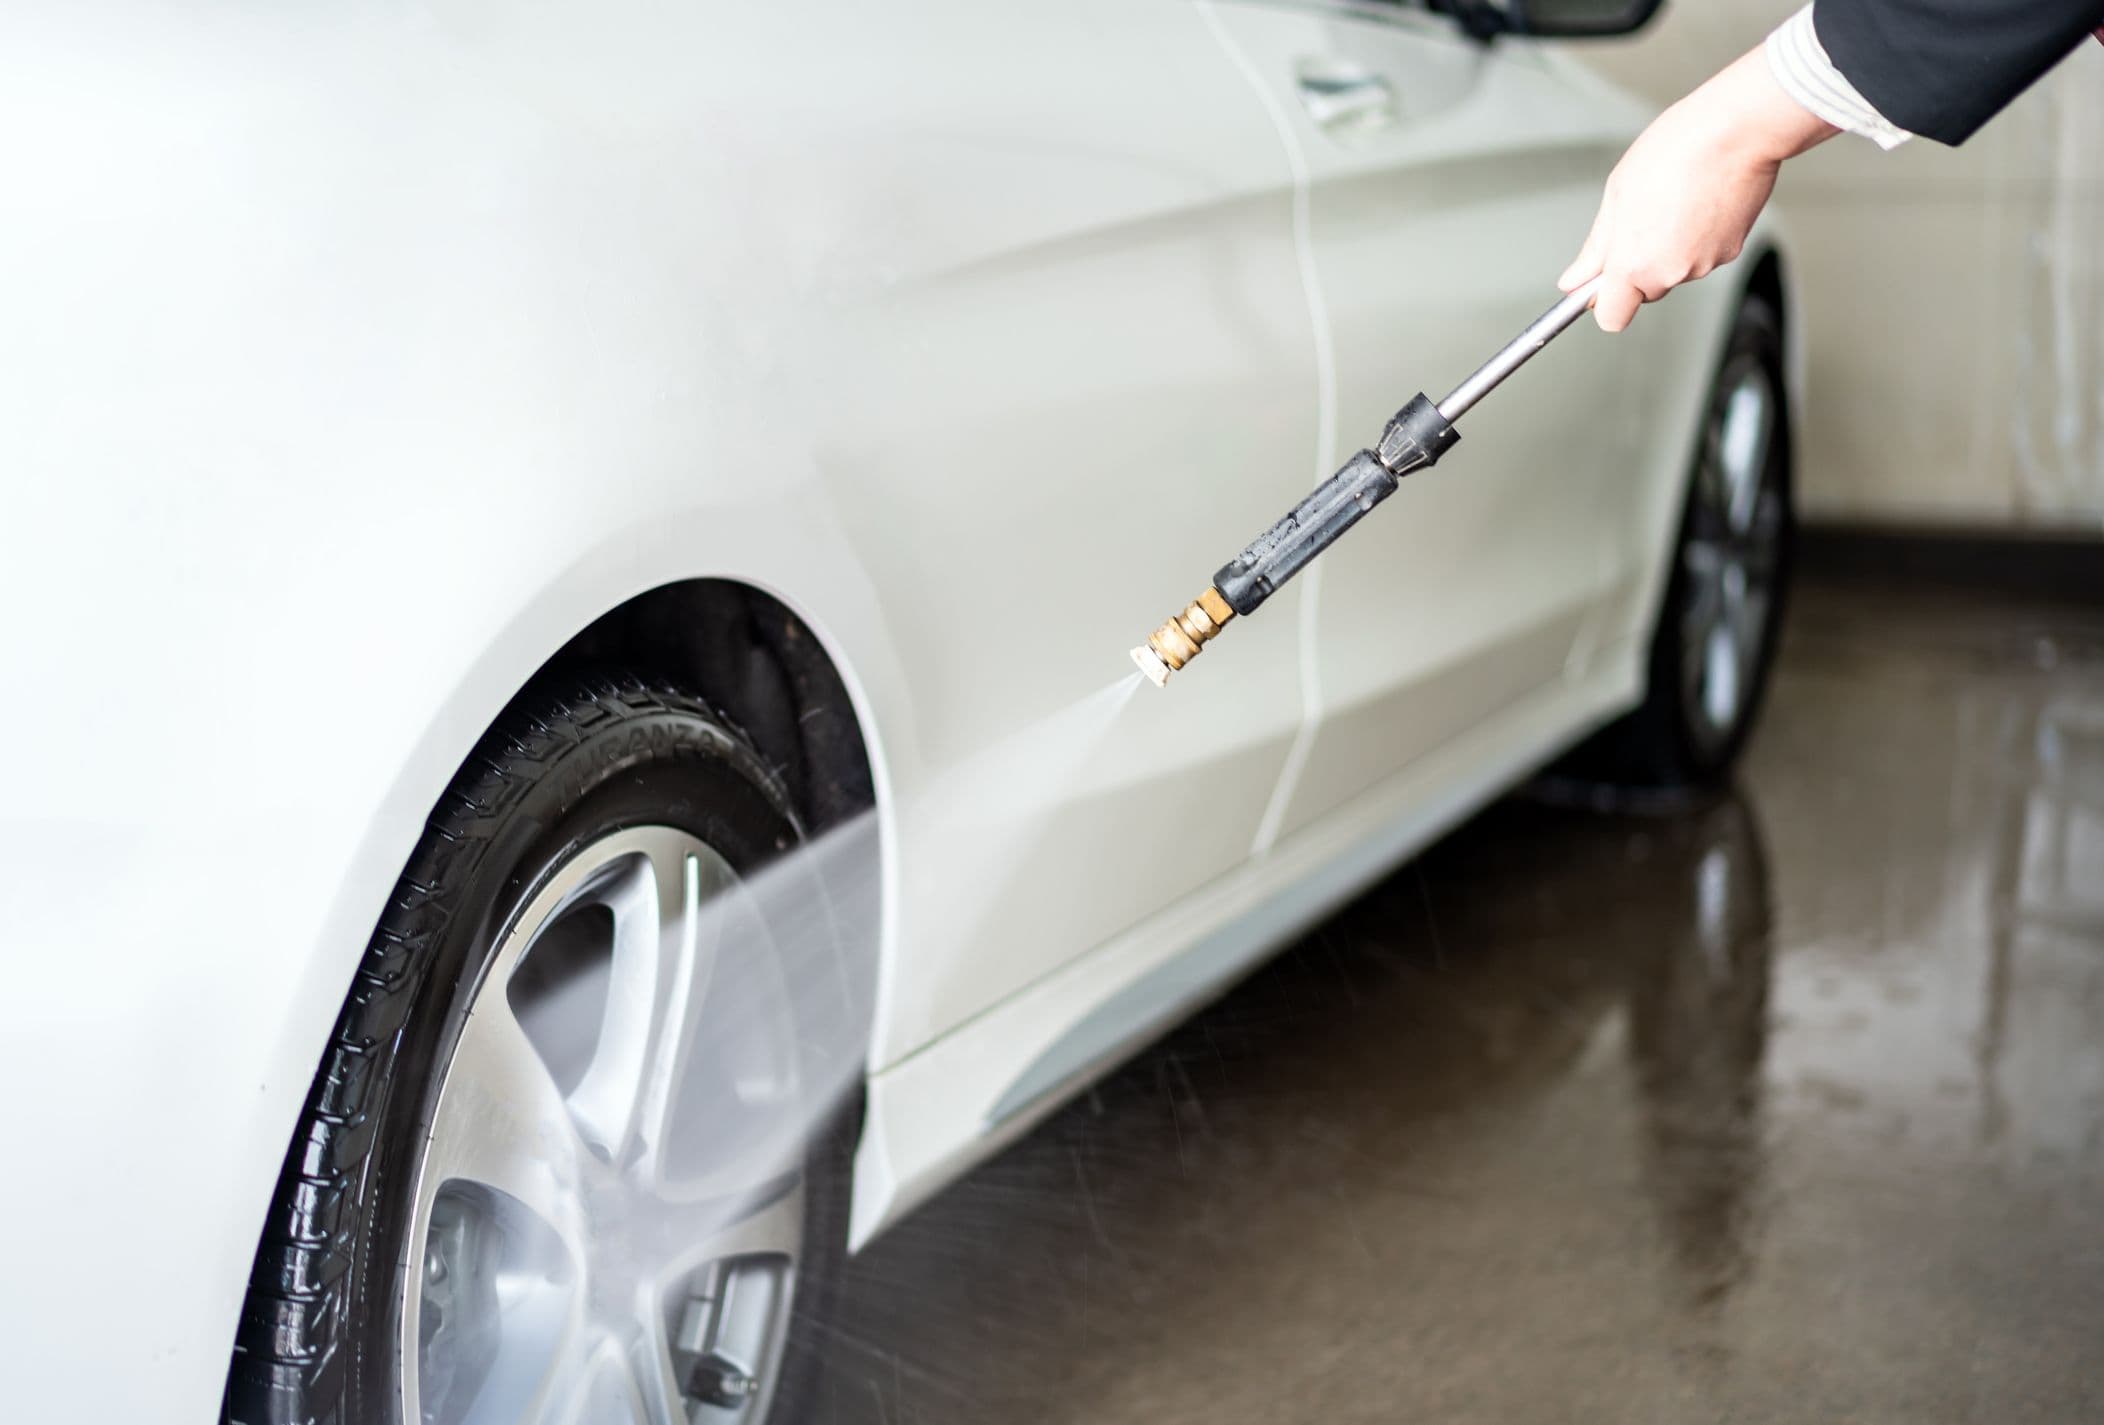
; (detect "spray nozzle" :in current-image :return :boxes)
[1130,587,1235,686]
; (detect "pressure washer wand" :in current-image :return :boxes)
[1131,277,1603,687]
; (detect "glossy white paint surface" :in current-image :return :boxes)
[1211,5,1655,842]
[806,0,1322,1065]
[0,3,1765,1418]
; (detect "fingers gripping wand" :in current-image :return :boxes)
[1130,278,1603,687]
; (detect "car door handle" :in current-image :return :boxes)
[1295,61,1399,130]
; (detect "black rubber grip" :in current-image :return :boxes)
[1212,394,1458,617]
[1213,450,1395,616]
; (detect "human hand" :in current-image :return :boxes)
[1560,47,1837,332]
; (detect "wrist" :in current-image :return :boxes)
[1687,47,1839,168]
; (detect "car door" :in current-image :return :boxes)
[1208,1,1650,841]
[776,0,1327,1062]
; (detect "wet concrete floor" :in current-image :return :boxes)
[824,577,2104,1424]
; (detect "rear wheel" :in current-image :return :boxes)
[1575,293,1793,789]
[225,680,856,1425]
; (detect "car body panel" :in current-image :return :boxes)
[795,0,1326,1067]
[0,3,1311,1414]
[1209,4,1657,843]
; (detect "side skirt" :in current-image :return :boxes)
[846,643,1645,1248]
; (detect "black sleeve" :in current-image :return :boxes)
[1814,0,2104,145]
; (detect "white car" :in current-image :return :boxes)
[1,0,1795,1420]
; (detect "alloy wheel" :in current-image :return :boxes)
[1678,356,1783,758]
[399,826,808,1425]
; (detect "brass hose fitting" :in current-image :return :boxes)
[1130,587,1236,687]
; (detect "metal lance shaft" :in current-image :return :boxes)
[1434,276,1599,422]
[1131,278,1601,687]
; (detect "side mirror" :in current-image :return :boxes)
[1434,0,1665,41]
[1512,0,1665,36]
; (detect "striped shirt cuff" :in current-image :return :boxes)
[1765,3,1915,150]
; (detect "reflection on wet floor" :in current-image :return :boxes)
[821,579,2104,1425]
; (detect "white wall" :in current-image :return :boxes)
[1566,7,2104,531]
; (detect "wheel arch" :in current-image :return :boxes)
[216,568,896,1418]
[396,574,895,1142]
[1740,244,1788,325]
[541,579,881,838]
[1736,241,1799,499]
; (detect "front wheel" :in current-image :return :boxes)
[224,679,856,1425]
[1578,292,1794,789]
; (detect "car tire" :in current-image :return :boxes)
[1570,292,1794,791]
[223,677,857,1425]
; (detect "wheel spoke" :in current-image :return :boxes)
[630,1306,691,1425]
[552,1342,654,1425]
[631,849,740,1176]
[568,838,728,1163]
[635,858,809,1195]
[1715,370,1774,534]
[424,998,589,1252]
[1704,559,1757,731]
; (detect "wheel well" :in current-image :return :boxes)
[1741,248,1794,484]
[543,580,877,835]
[1743,248,1786,339]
